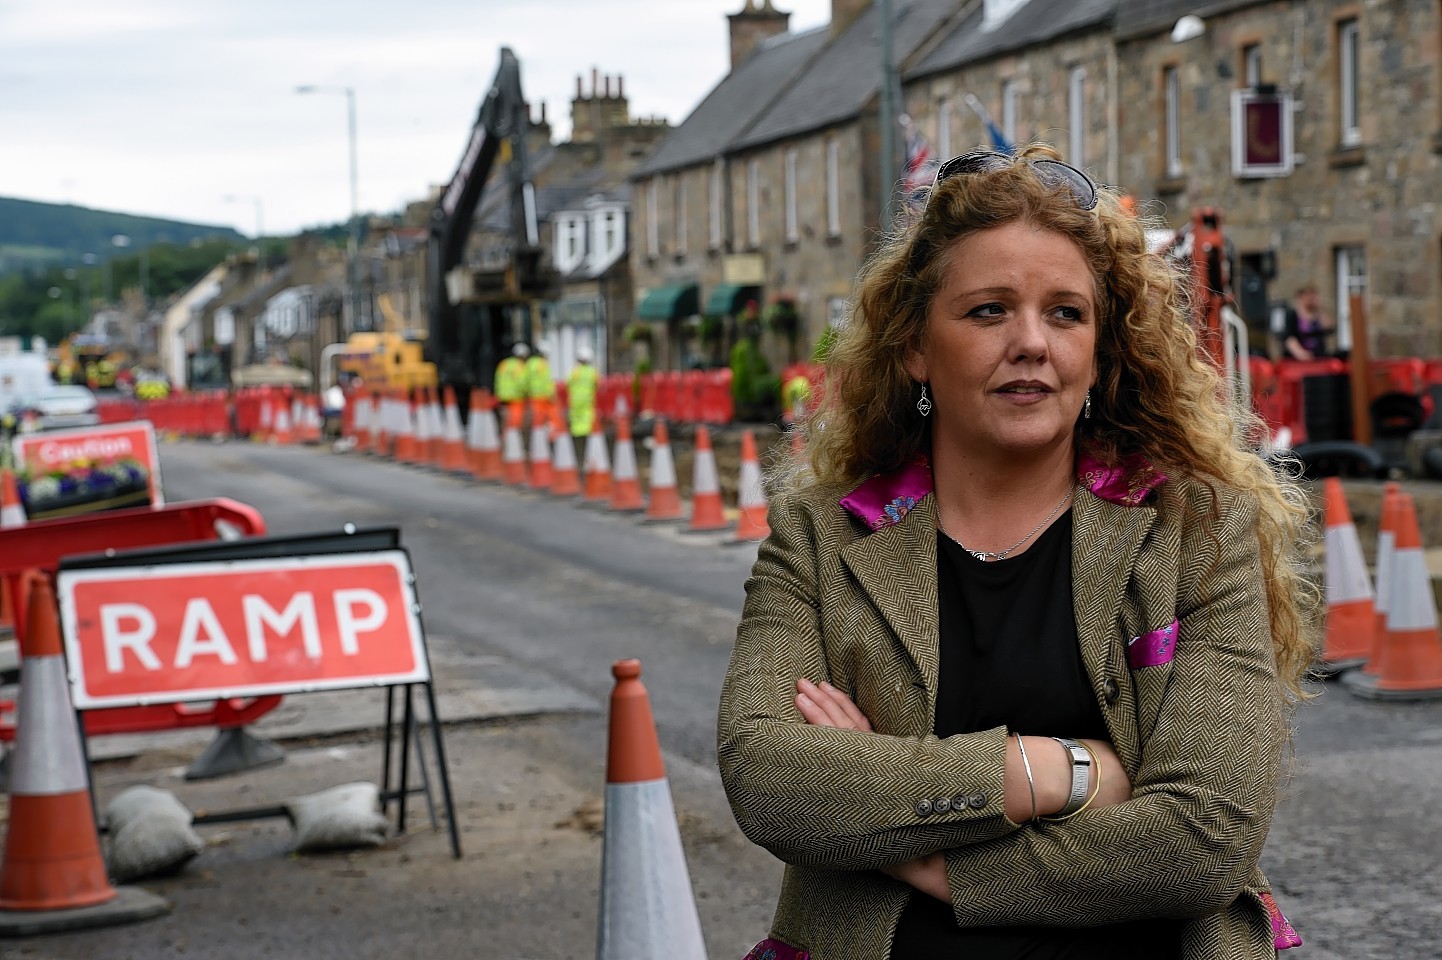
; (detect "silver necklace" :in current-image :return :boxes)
[940,487,1074,562]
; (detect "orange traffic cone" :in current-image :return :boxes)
[1364,483,1403,676]
[1,469,25,528]
[412,387,434,467]
[468,391,502,482]
[501,423,528,487]
[270,400,295,445]
[550,433,581,498]
[643,421,684,522]
[440,387,469,473]
[687,426,731,533]
[374,391,393,457]
[1318,478,1374,674]
[608,417,644,512]
[0,576,170,933]
[582,420,613,504]
[300,395,323,444]
[528,424,553,491]
[596,659,706,959]
[732,430,771,543]
[395,393,419,464]
[1343,493,1442,700]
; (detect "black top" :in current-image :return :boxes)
[890,513,1181,959]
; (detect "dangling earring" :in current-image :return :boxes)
[917,383,932,418]
[1083,389,1092,420]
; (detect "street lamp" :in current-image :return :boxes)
[296,83,363,332]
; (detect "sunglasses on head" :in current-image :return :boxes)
[931,152,1099,211]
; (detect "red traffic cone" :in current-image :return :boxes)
[582,419,613,504]
[469,391,502,482]
[1318,478,1374,673]
[549,434,581,498]
[395,392,419,464]
[643,421,684,522]
[609,417,644,512]
[528,424,553,490]
[440,386,469,473]
[732,430,771,543]
[0,575,169,933]
[1343,493,1442,700]
[597,660,706,958]
[1,468,25,528]
[501,423,528,487]
[687,426,731,533]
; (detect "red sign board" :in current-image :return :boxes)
[58,552,429,709]
[12,420,165,515]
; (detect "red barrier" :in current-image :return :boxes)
[0,498,275,742]
[1274,358,1348,445]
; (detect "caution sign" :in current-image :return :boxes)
[12,420,165,519]
[57,551,429,709]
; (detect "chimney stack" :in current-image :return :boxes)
[830,0,870,37]
[727,0,790,71]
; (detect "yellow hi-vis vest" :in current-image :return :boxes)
[495,356,527,402]
[525,355,555,399]
[567,363,600,437]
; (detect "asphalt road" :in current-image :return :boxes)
[9,439,1441,959]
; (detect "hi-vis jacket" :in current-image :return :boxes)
[717,451,1302,959]
[495,357,527,403]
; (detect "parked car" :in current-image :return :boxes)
[10,385,101,432]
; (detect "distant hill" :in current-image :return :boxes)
[0,196,246,276]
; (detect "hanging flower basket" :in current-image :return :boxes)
[762,298,799,338]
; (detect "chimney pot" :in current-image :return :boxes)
[592,66,600,95]
[576,75,583,98]
[617,75,625,98]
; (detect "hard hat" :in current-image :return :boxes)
[576,346,594,363]
[512,342,530,358]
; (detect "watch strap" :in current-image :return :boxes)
[1052,737,1092,816]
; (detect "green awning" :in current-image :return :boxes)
[704,283,761,317]
[636,283,699,321]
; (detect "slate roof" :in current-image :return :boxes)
[632,25,830,177]
[735,0,960,151]
[908,0,1116,79]
[1113,0,1270,41]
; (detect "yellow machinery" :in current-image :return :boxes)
[332,293,437,389]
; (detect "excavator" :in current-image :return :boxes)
[425,46,556,403]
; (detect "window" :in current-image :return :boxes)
[674,175,687,256]
[1001,79,1017,144]
[826,140,841,237]
[1243,43,1262,87]
[646,179,659,258]
[604,211,618,258]
[566,217,582,261]
[1164,65,1182,177]
[709,159,723,250]
[937,98,953,159]
[747,159,761,247]
[1334,245,1367,352]
[1068,66,1086,166]
[1339,19,1360,147]
[784,149,799,242]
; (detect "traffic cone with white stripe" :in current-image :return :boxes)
[1,469,25,528]
[582,420,613,504]
[1363,483,1402,677]
[1343,492,1442,700]
[643,421,684,522]
[0,575,170,933]
[501,423,528,487]
[395,392,419,464]
[1318,478,1374,674]
[468,391,502,482]
[596,659,706,960]
[687,426,731,533]
[549,433,581,498]
[732,430,771,543]
[439,387,468,473]
[270,398,295,446]
[528,423,553,491]
[608,417,644,512]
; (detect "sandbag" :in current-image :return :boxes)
[286,781,389,853]
[104,785,205,882]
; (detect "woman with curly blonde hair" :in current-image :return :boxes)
[718,143,1316,959]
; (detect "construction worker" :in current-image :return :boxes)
[781,368,812,425]
[567,346,600,440]
[495,343,529,429]
[525,343,555,432]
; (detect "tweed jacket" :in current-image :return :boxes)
[717,455,1301,959]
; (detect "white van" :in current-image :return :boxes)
[0,353,54,415]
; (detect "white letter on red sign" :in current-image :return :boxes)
[332,588,387,655]
[100,603,160,672]
[175,598,239,668]
[242,592,321,661]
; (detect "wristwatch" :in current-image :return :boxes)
[1052,737,1092,816]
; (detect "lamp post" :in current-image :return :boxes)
[296,83,363,332]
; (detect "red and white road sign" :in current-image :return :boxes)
[57,551,429,709]
[12,420,165,507]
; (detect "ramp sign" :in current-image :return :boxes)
[58,551,429,709]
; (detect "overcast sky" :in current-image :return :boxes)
[0,0,831,238]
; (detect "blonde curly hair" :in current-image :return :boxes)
[797,143,1318,698]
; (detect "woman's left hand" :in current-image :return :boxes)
[794,678,872,732]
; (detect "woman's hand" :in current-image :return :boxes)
[880,852,949,901]
[794,678,872,732]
